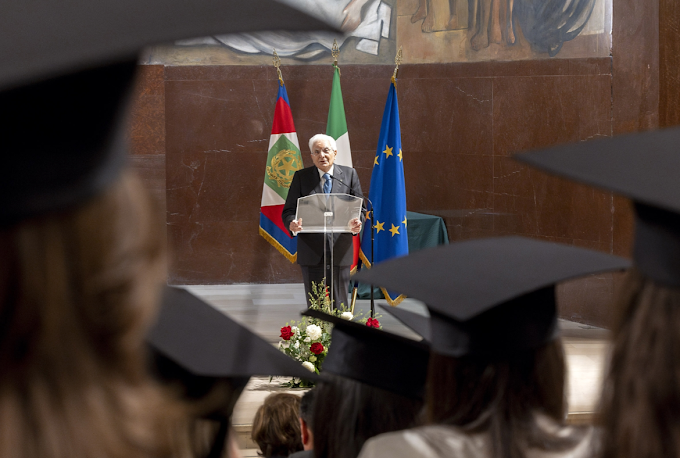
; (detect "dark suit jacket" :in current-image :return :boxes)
[289,450,315,458]
[282,164,364,266]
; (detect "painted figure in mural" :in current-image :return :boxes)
[411,0,596,57]
[469,0,516,50]
[411,0,461,32]
[178,0,392,59]
[514,0,596,56]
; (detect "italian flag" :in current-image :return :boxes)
[326,65,359,271]
[259,83,303,263]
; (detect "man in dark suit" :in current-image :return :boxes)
[282,134,364,308]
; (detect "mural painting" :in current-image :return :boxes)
[145,0,396,66]
[143,0,611,65]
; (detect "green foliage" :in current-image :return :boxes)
[277,279,382,388]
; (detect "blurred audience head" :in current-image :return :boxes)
[353,237,631,458]
[251,393,303,457]
[0,171,172,458]
[600,267,680,458]
[313,374,423,458]
[302,309,428,458]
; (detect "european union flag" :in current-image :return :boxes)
[359,80,408,306]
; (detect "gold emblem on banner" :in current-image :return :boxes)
[267,149,300,188]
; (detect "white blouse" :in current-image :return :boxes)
[358,421,595,458]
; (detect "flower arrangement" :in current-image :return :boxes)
[277,280,381,388]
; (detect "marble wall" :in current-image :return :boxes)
[127,0,660,328]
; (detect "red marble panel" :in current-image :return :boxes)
[396,58,609,80]
[168,220,301,284]
[406,153,493,212]
[557,274,617,328]
[492,74,612,157]
[613,195,634,258]
[660,0,680,127]
[493,156,612,244]
[612,0,659,134]
[398,77,493,155]
[165,79,272,156]
[128,65,165,156]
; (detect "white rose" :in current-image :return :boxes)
[304,337,311,343]
[294,341,300,348]
[302,361,315,372]
[306,324,322,341]
[340,312,353,320]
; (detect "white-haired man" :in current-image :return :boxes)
[282,134,364,308]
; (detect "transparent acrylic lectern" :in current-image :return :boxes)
[295,193,363,308]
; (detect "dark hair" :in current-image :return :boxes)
[426,339,585,458]
[312,375,424,458]
[600,268,680,458]
[300,388,316,429]
[251,393,303,457]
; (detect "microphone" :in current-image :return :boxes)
[328,174,373,211]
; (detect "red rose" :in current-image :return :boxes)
[310,342,325,355]
[366,317,380,328]
[280,326,294,341]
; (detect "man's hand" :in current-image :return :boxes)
[349,217,362,235]
[289,218,303,233]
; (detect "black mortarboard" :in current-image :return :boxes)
[515,127,680,287]
[1,0,337,225]
[1,0,337,91]
[148,287,317,458]
[354,237,631,357]
[148,286,316,419]
[379,306,432,342]
[148,287,317,383]
[302,309,429,400]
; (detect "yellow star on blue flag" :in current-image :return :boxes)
[359,79,408,306]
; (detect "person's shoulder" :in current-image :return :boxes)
[527,416,597,458]
[296,166,318,177]
[335,164,359,179]
[358,426,481,458]
[335,164,355,174]
[288,450,314,458]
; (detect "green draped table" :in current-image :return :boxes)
[355,211,449,300]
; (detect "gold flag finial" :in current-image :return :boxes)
[331,39,340,65]
[273,49,284,86]
[391,46,403,85]
[331,39,341,76]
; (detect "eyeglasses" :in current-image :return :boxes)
[311,147,334,156]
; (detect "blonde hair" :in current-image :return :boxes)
[0,171,175,458]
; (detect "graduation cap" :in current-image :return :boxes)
[1,0,338,225]
[378,306,432,342]
[147,287,317,411]
[515,127,680,287]
[302,309,429,400]
[354,237,631,357]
